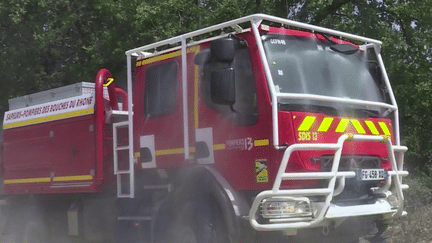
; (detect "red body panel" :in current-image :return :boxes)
[2,115,105,194]
[2,70,120,195]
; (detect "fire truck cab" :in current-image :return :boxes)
[1,14,408,243]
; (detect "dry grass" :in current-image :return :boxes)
[384,205,432,243]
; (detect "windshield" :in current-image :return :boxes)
[262,34,387,111]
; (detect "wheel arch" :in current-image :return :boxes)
[169,165,255,243]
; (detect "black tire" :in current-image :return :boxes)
[154,200,230,243]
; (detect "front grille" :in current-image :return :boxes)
[320,155,381,172]
[320,155,383,205]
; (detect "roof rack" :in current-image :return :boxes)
[125,14,382,58]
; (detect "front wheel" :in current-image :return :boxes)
[154,200,230,243]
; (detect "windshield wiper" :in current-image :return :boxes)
[279,103,380,118]
[347,108,380,118]
[278,103,338,116]
[320,33,358,55]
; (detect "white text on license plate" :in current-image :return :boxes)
[361,169,386,181]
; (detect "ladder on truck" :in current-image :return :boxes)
[113,117,134,198]
[111,54,135,198]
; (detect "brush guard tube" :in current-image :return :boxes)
[249,134,408,231]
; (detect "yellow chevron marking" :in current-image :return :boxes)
[4,177,51,184]
[378,122,391,135]
[53,175,93,182]
[254,139,269,147]
[317,117,334,132]
[350,119,366,134]
[365,121,379,135]
[298,116,316,131]
[335,118,350,133]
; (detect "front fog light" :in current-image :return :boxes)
[261,197,312,219]
[387,194,399,208]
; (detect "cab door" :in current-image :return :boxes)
[195,33,271,190]
[133,55,184,169]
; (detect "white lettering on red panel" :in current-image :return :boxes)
[3,94,95,127]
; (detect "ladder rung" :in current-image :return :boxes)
[113,121,130,128]
[117,194,133,198]
[116,170,132,174]
[115,146,130,151]
[110,110,132,116]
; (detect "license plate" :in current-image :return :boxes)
[360,169,386,181]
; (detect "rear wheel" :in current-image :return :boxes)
[20,219,48,243]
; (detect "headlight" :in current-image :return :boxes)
[261,197,313,219]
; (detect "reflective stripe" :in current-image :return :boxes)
[155,148,185,156]
[53,175,93,182]
[103,78,115,87]
[298,116,316,131]
[154,143,225,156]
[296,115,390,136]
[254,139,269,147]
[138,46,201,66]
[213,144,226,150]
[378,122,391,135]
[3,108,94,130]
[335,118,350,133]
[350,119,366,134]
[4,177,51,184]
[365,120,379,135]
[140,51,181,66]
[317,117,333,132]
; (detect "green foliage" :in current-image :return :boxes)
[404,174,432,211]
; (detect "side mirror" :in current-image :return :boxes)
[211,68,235,105]
[211,38,235,63]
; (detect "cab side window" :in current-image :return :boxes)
[145,61,179,117]
[201,44,258,126]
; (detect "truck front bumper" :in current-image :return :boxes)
[249,134,408,231]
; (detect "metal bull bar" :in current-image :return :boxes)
[249,134,408,231]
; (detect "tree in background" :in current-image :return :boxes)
[1,0,431,172]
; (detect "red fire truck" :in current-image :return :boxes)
[0,14,408,242]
